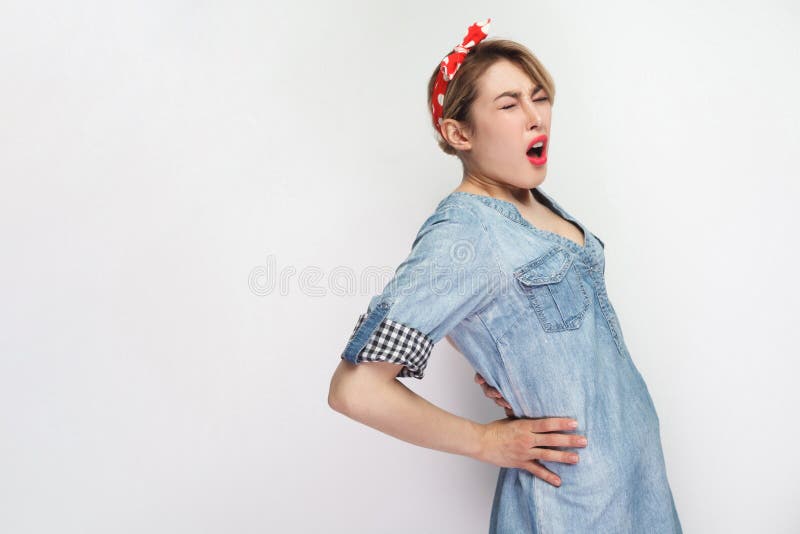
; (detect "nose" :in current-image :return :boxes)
[524,101,542,130]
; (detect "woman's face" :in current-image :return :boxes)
[447,59,552,190]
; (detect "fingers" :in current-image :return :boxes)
[529,417,579,434]
[530,446,580,465]
[484,385,501,398]
[482,384,510,405]
[533,431,588,449]
[495,398,512,409]
[525,417,587,467]
[478,417,579,484]
[475,373,499,396]
[523,459,562,487]
[474,373,514,409]
[486,389,511,409]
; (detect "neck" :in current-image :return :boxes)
[454,175,540,208]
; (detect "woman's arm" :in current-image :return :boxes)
[328,359,483,458]
[328,360,587,486]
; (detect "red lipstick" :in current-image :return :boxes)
[526,134,548,166]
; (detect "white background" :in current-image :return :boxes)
[1,1,798,533]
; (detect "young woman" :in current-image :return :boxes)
[328,19,682,533]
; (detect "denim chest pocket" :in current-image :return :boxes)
[513,247,591,332]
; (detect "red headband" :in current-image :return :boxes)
[430,18,492,140]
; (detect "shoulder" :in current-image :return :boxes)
[405,201,488,259]
[414,197,486,241]
[396,199,500,286]
[434,194,485,222]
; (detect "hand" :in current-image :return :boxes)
[474,372,514,417]
[474,416,588,487]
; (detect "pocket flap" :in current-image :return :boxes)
[513,247,573,285]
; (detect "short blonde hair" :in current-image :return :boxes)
[426,38,556,156]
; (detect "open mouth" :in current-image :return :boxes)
[526,135,548,165]
[527,143,544,158]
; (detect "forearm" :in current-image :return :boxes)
[333,369,485,460]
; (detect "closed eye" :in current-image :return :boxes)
[501,96,550,110]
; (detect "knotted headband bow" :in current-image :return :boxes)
[430,18,492,140]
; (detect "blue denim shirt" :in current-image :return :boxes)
[340,187,682,533]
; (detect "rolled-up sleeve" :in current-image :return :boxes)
[339,205,499,379]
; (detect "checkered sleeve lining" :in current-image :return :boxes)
[345,312,435,379]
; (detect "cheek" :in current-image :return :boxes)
[484,131,514,155]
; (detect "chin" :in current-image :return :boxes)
[528,174,547,189]
[528,174,547,190]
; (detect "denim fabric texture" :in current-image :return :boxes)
[340,187,682,533]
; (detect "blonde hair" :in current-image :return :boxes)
[426,38,556,156]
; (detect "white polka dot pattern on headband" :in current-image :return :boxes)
[429,18,491,137]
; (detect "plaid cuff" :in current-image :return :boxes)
[343,313,434,379]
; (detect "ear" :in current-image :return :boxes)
[441,118,472,152]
